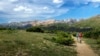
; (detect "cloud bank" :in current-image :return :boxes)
[0,0,100,23]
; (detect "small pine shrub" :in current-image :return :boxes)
[84,30,100,39]
[53,31,74,45]
[96,39,100,44]
[26,27,44,33]
[72,32,77,37]
[0,27,6,30]
[55,36,74,45]
[56,31,69,37]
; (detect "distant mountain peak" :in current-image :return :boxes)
[96,14,100,17]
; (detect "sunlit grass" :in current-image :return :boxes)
[84,38,100,56]
[0,30,76,56]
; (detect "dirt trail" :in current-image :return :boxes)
[74,37,98,56]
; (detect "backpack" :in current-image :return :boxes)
[79,32,82,37]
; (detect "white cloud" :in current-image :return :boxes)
[0,7,3,11]
[85,0,100,8]
[53,0,63,4]
[14,6,25,11]
[92,3,100,8]
[0,0,69,22]
[9,0,18,2]
[43,7,49,10]
[91,0,100,2]
[13,6,33,13]
[86,0,100,3]
[42,6,55,13]
[0,0,17,11]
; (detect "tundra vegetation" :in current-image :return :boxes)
[0,15,100,56]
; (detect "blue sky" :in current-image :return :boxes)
[0,0,100,23]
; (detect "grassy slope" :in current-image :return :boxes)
[74,15,100,55]
[0,30,76,56]
[84,38,100,55]
[74,16,100,29]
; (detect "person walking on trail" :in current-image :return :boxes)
[79,32,83,43]
[76,32,79,41]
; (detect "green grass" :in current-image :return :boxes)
[0,30,76,56]
[74,16,100,29]
[84,38,100,56]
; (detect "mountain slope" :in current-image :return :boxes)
[74,15,100,30]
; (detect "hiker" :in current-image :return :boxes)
[79,32,83,43]
[76,32,79,41]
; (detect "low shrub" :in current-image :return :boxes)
[84,30,100,39]
[72,32,77,37]
[55,37,74,45]
[56,31,69,37]
[26,27,44,33]
[0,27,6,30]
[96,39,100,44]
[52,31,74,45]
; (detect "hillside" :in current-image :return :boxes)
[74,15,100,30]
[73,15,100,56]
[0,30,76,56]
